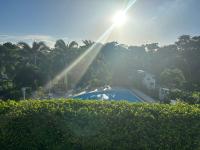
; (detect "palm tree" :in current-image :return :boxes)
[18,42,31,49]
[18,41,49,66]
[55,39,67,50]
[68,41,78,49]
[81,40,94,48]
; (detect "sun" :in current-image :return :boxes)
[112,10,127,26]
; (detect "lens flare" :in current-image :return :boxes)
[41,0,137,95]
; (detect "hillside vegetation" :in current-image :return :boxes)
[1,35,200,103]
[0,99,200,150]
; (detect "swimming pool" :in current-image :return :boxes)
[73,88,142,102]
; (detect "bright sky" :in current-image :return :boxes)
[0,0,200,46]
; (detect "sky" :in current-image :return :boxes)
[0,0,200,47]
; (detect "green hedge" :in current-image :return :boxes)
[169,89,200,104]
[0,99,200,150]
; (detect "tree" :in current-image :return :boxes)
[175,35,200,83]
[82,40,94,48]
[160,68,185,89]
[54,39,67,50]
[68,41,78,49]
[14,64,45,90]
[18,41,50,66]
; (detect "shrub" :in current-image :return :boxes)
[169,89,200,104]
[0,99,200,150]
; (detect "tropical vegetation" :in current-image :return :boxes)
[0,35,200,103]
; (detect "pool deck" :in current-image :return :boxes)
[131,88,155,103]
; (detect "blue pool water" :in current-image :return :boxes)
[73,88,142,102]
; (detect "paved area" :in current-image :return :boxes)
[132,88,156,103]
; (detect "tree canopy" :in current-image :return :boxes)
[0,35,200,101]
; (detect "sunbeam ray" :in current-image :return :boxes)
[43,0,137,94]
[45,24,115,90]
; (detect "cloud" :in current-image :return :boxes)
[0,34,69,48]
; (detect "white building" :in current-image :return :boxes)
[137,70,156,90]
[159,88,169,101]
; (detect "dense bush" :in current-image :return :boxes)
[0,99,200,150]
[169,89,200,104]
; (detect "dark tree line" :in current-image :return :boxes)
[0,35,200,101]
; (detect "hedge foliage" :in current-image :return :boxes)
[169,89,200,104]
[0,99,200,150]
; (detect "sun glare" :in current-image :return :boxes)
[44,0,137,91]
[112,10,127,26]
